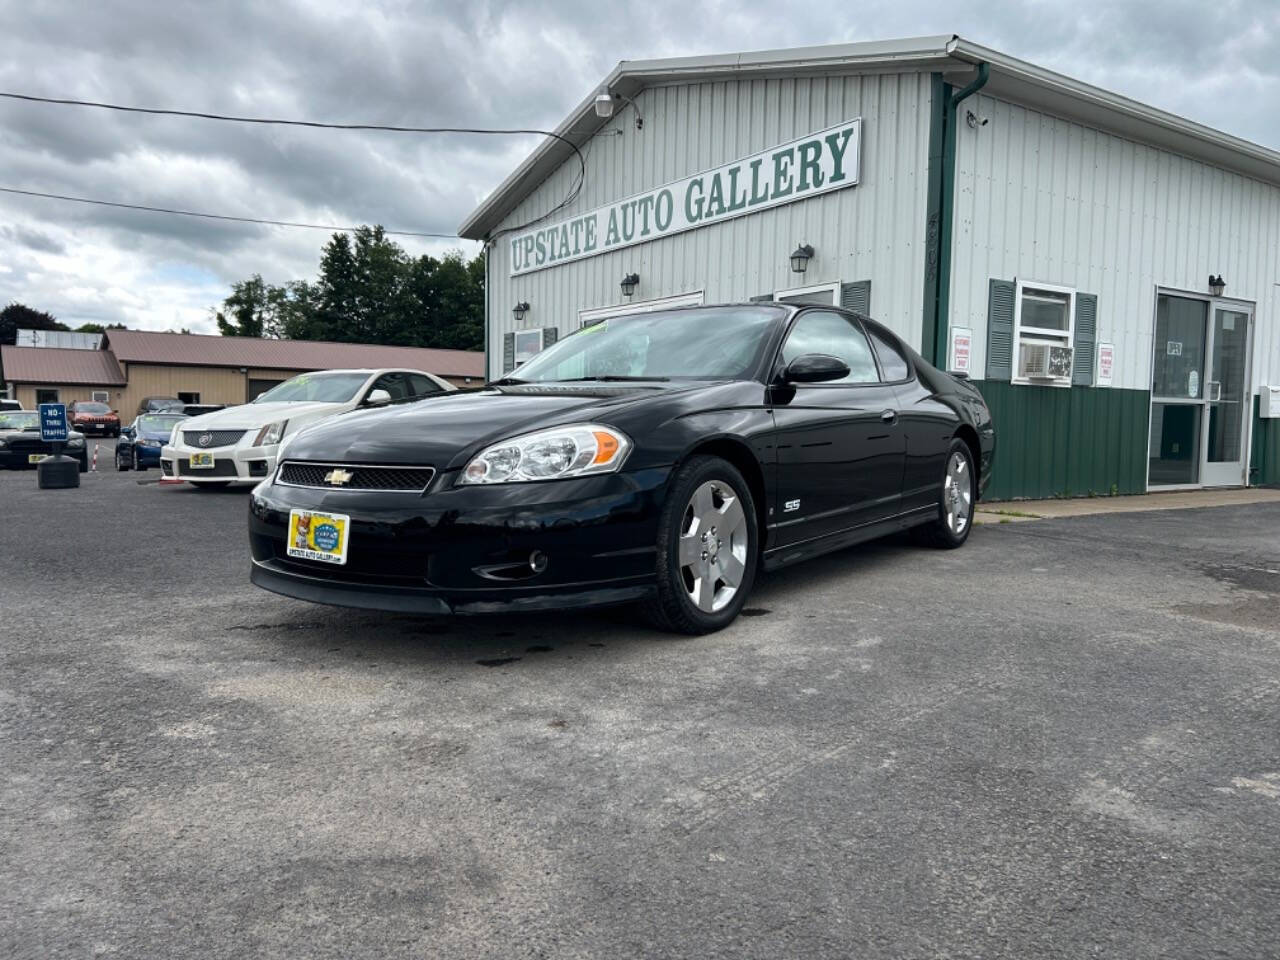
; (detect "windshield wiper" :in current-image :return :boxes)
[554,375,670,383]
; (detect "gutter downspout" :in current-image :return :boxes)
[922,61,989,367]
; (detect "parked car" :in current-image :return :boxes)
[0,410,88,472]
[137,396,186,416]
[67,401,121,437]
[180,403,228,417]
[248,303,995,634]
[116,412,189,471]
[0,399,23,412]
[162,368,454,489]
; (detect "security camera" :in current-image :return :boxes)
[594,93,615,119]
[965,109,989,129]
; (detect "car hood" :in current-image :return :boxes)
[181,401,349,431]
[283,383,705,470]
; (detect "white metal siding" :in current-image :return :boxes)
[486,72,934,378]
[950,92,1280,394]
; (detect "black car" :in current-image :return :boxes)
[137,396,186,416]
[0,411,89,472]
[249,303,995,634]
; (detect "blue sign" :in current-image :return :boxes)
[39,403,68,442]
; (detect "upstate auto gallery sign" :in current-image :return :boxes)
[508,118,862,277]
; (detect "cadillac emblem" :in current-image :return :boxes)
[324,468,354,486]
[198,433,213,447]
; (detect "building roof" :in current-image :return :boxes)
[103,329,485,378]
[459,34,1280,239]
[0,345,127,386]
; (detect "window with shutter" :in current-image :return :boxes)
[985,279,1016,381]
[840,280,872,316]
[1011,279,1076,387]
[1072,294,1098,386]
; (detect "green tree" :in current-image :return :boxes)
[213,225,485,351]
[0,302,69,345]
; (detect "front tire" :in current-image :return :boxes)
[133,447,144,471]
[644,455,758,635]
[913,438,975,549]
[117,447,132,471]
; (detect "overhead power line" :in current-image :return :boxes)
[0,90,588,236]
[0,186,456,238]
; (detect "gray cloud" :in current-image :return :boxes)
[1,0,1277,332]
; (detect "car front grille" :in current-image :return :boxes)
[278,461,436,493]
[182,430,246,448]
[6,438,52,455]
[178,458,239,477]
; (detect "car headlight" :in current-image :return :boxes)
[459,423,631,485]
[253,420,288,446]
[169,425,181,446]
[139,438,162,447]
[66,437,85,449]
[0,437,8,448]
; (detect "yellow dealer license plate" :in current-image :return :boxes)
[189,452,215,469]
[287,509,350,565]
[28,454,45,464]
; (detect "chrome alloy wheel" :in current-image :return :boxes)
[678,480,749,613]
[944,451,973,536]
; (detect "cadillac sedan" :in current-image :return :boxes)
[249,303,995,634]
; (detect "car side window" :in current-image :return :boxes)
[369,372,411,402]
[865,326,912,381]
[408,374,443,397]
[781,311,880,384]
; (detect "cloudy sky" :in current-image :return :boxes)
[1,0,1277,334]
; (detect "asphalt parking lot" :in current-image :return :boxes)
[2,456,1279,959]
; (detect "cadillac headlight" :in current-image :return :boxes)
[459,424,631,484]
[253,420,288,446]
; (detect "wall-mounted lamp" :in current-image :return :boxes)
[594,91,643,129]
[790,244,815,274]
[513,301,530,322]
[1209,274,1225,297]
[620,273,640,297]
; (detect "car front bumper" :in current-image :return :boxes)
[161,442,277,484]
[0,446,87,468]
[247,467,671,614]
[73,420,117,435]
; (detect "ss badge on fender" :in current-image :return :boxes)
[784,499,801,513]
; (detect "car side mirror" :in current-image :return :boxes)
[365,388,392,406]
[783,353,851,384]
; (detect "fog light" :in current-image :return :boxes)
[529,550,549,574]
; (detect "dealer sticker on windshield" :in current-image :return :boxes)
[287,509,350,565]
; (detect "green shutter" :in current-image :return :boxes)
[542,326,559,348]
[749,294,774,302]
[502,332,516,373]
[840,280,872,315]
[1072,294,1097,386]
[986,279,1015,381]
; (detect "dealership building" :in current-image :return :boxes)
[460,35,1280,500]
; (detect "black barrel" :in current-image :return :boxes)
[37,455,81,489]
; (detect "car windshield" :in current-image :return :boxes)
[148,399,185,412]
[137,414,186,433]
[0,412,39,430]
[251,372,369,404]
[509,306,783,383]
[77,402,111,413]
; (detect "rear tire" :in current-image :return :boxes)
[912,438,975,549]
[643,455,758,635]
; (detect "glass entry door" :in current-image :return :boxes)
[1148,294,1252,488]
[1202,308,1251,485]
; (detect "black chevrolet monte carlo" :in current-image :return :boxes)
[249,303,995,634]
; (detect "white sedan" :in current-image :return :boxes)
[160,368,454,488]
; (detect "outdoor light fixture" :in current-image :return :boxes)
[1209,274,1226,297]
[790,244,815,274]
[620,272,640,297]
[513,301,530,322]
[594,93,615,118]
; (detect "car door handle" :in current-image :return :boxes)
[880,409,898,424]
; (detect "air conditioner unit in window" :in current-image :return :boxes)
[1019,341,1073,380]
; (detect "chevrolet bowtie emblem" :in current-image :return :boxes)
[324,468,354,486]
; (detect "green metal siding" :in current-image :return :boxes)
[1251,396,1280,486]
[974,381,1150,501]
